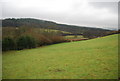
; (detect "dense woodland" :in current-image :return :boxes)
[2,18,119,51]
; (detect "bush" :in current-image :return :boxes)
[50,36,65,44]
[3,27,66,51]
[17,36,36,50]
[2,37,15,51]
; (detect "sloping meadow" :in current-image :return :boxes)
[3,34,118,79]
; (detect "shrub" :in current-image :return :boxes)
[3,27,66,51]
[16,35,36,50]
[39,37,52,46]
[49,36,65,44]
[2,37,15,51]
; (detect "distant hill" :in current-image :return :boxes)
[2,18,112,37]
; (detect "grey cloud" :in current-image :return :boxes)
[1,0,119,30]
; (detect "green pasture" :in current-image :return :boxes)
[3,34,118,79]
[64,35,84,39]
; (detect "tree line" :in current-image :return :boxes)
[2,27,65,51]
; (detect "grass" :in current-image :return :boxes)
[3,34,118,79]
[40,28,71,34]
[64,35,84,39]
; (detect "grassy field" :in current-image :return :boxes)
[64,35,84,39]
[3,34,118,79]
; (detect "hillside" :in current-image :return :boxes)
[2,18,112,37]
[3,34,118,79]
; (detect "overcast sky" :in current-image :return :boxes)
[0,0,119,30]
